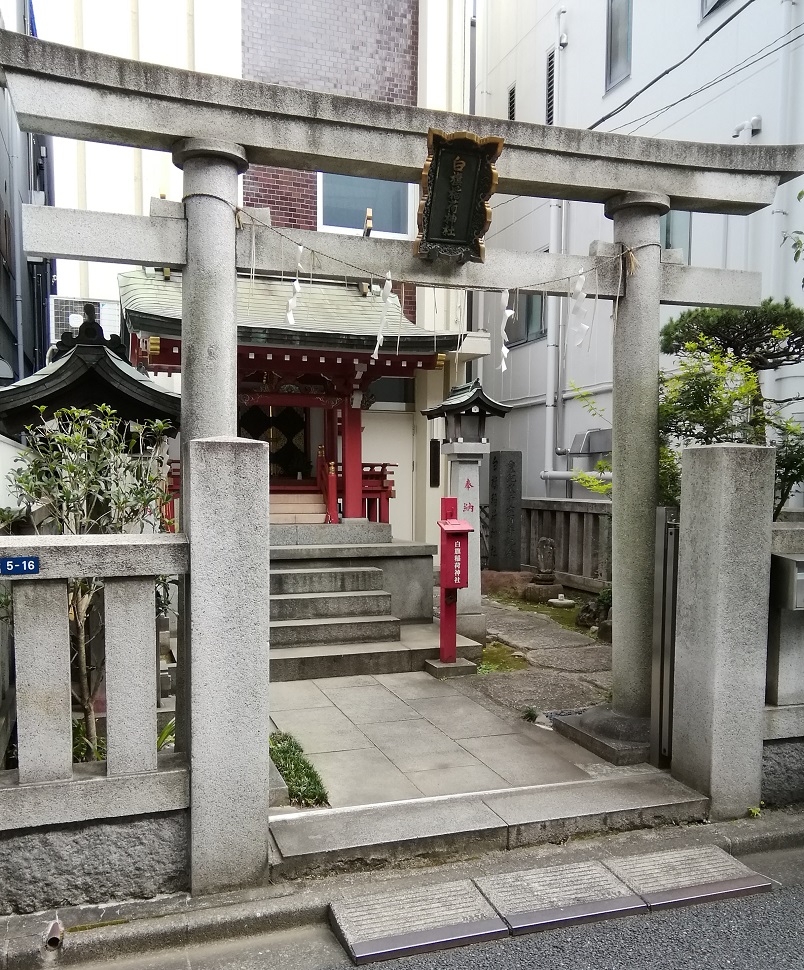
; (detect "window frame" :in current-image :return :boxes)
[605,0,633,92]
[316,172,416,240]
[659,210,693,265]
[505,291,546,349]
[701,0,731,18]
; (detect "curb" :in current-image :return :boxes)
[4,807,804,968]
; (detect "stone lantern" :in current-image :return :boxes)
[422,379,510,640]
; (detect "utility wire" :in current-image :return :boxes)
[608,18,804,132]
[588,0,758,130]
[624,29,804,135]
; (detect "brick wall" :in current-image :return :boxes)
[243,167,316,231]
[242,0,418,103]
[241,1,418,322]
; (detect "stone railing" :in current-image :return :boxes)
[521,497,612,591]
[0,533,189,833]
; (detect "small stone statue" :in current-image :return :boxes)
[522,535,564,604]
[532,537,556,585]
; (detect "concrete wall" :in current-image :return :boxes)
[473,0,804,497]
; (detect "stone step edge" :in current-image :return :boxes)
[270,616,401,629]
[267,778,711,880]
[271,590,390,602]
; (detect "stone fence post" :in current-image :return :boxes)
[188,436,271,894]
[671,444,774,820]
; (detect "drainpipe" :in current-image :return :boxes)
[543,4,567,491]
[772,0,796,299]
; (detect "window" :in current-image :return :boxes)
[318,173,412,237]
[606,0,632,90]
[702,0,731,16]
[507,84,516,121]
[660,210,692,265]
[506,292,545,346]
[545,50,556,125]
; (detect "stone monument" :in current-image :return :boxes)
[523,537,564,603]
[487,450,522,572]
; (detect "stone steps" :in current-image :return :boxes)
[271,615,401,649]
[268,624,481,681]
[270,512,328,524]
[271,589,392,621]
[271,567,383,595]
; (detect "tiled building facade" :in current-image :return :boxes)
[241,0,419,318]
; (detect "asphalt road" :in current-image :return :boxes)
[84,847,804,970]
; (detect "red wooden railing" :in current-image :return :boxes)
[316,448,340,523]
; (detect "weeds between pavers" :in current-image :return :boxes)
[477,640,530,674]
[269,731,330,807]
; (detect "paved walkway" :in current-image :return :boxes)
[271,670,615,811]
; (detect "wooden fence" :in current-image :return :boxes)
[521,497,612,591]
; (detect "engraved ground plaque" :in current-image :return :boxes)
[604,846,772,909]
[477,860,646,935]
[329,879,508,964]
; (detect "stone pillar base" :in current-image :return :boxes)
[552,704,650,766]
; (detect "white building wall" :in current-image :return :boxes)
[473,0,804,497]
[32,0,243,302]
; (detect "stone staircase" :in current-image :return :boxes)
[270,565,400,650]
[270,491,328,525]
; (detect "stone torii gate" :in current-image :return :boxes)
[1,29,802,893]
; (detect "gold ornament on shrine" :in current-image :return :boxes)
[413,128,504,264]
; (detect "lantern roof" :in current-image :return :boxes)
[420,378,511,419]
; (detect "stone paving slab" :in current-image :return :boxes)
[329,880,507,964]
[458,734,591,787]
[603,845,773,908]
[323,685,420,725]
[359,719,482,773]
[405,763,511,798]
[528,644,612,673]
[270,708,372,754]
[407,695,517,740]
[306,748,423,808]
[476,860,646,934]
[373,670,458,700]
[270,681,334,712]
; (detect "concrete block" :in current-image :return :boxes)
[188,437,271,894]
[671,445,775,820]
[424,658,477,679]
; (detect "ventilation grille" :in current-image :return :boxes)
[507,84,516,121]
[546,50,556,125]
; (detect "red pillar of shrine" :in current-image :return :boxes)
[342,400,363,519]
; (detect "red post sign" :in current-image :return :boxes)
[437,497,474,664]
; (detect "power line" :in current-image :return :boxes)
[588,0,759,130]
[624,29,804,135]
[608,19,804,133]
